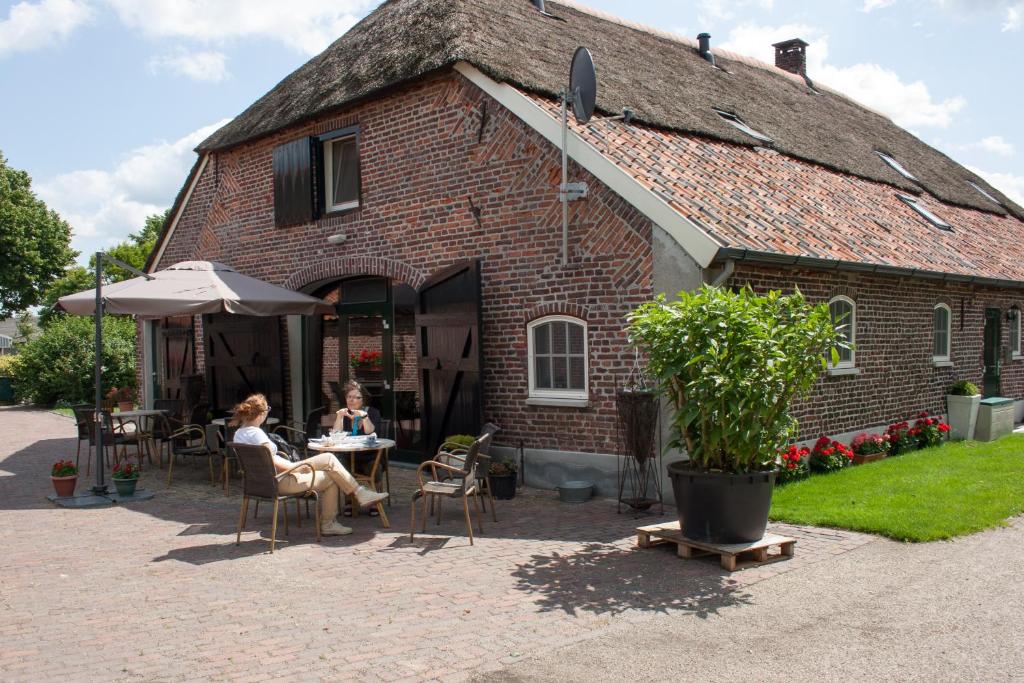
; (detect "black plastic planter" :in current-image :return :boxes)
[489,473,517,500]
[667,462,776,544]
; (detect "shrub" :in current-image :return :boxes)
[850,432,890,457]
[112,462,140,480]
[808,436,854,473]
[947,380,979,396]
[11,315,136,406]
[0,354,20,377]
[628,285,841,473]
[51,459,77,477]
[777,444,810,484]
[912,412,950,449]
[885,421,917,455]
[442,434,476,448]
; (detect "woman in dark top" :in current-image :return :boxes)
[333,380,381,435]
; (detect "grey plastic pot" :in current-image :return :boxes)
[556,480,593,503]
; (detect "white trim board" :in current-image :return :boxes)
[454,62,722,268]
[148,153,210,273]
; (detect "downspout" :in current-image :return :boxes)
[710,258,735,287]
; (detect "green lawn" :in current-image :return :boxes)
[51,407,75,418]
[770,435,1024,542]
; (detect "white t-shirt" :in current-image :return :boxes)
[233,425,292,471]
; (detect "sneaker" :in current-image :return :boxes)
[354,486,389,509]
[320,521,353,536]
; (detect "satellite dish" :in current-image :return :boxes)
[569,47,596,124]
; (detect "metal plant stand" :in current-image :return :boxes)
[615,386,663,515]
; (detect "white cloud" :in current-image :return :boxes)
[0,0,92,57]
[697,0,774,27]
[149,48,229,82]
[967,166,1024,206]
[102,0,374,55]
[978,136,1015,157]
[36,119,230,256]
[862,0,896,11]
[1004,4,1022,30]
[720,23,966,129]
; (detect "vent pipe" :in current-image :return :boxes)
[531,0,546,12]
[697,33,715,67]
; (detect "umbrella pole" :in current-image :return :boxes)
[92,252,107,495]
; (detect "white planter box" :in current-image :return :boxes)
[946,394,981,440]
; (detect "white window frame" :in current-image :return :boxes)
[897,194,952,231]
[1011,307,1022,360]
[527,315,589,405]
[322,134,360,213]
[932,303,951,362]
[828,296,856,370]
[713,109,774,144]
[877,151,918,181]
[967,181,1003,207]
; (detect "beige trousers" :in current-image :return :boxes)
[276,452,359,525]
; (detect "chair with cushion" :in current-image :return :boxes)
[410,432,491,546]
[436,423,501,522]
[230,441,321,553]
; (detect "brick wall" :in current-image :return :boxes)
[154,70,653,455]
[730,263,1024,439]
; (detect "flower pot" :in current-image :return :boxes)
[667,461,775,544]
[852,452,886,465]
[51,475,77,497]
[489,473,517,500]
[118,401,134,413]
[113,478,139,497]
[946,394,981,440]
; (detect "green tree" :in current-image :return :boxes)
[13,311,37,347]
[37,266,95,328]
[0,151,77,319]
[11,314,136,405]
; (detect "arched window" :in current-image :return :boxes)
[933,304,951,362]
[828,296,856,369]
[527,315,588,402]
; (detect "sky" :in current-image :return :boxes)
[1,0,1022,265]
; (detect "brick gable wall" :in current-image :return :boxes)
[730,263,1024,439]
[154,71,653,455]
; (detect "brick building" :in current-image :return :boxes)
[144,0,1024,495]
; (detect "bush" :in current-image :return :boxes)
[885,421,917,455]
[850,432,890,457]
[628,285,841,473]
[0,354,20,377]
[11,315,136,406]
[947,380,979,396]
[808,436,854,473]
[442,434,476,448]
[912,412,950,449]
[777,444,810,484]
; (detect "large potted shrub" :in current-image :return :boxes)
[946,380,980,441]
[629,285,841,544]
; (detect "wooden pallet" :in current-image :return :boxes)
[637,520,795,571]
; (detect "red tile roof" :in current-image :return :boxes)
[528,93,1024,284]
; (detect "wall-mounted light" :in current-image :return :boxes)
[326,233,346,245]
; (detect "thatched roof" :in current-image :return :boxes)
[197,0,1020,219]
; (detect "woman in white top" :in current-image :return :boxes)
[231,393,387,536]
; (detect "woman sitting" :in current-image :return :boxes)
[333,380,382,435]
[231,393,387,536]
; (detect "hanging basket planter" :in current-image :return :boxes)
[615,386,662,512]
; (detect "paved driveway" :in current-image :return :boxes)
[0,407,878,681]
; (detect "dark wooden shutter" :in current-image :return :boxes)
[272,137,317,227]
[416,261,484,454]
[203,314,284,414]
[156,316,195,400]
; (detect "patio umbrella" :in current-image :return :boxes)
[56,257,330,501]
[57,260,329,317]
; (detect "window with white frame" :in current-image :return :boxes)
[1011,307,1021,358]
[933,303,951,361]
[527,316,588,401]
[828,296,856,368]
[321,129,360,213]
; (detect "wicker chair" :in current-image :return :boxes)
[70,404,94,475]
[410,432,491,545]
[153,398,184,427]
[271,405,327,459]
[436,423,501,522]
[230,442,321,553]
[164,421,220,486]
[99,411,145,469]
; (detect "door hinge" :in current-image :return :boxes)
[382,320,390,330]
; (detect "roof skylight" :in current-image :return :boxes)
[967,181,1003,207]
[897,194,951,231]
[877,151,917,181]
[713,109,773,144]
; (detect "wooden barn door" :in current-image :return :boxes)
[155,316,195,401]
[416,261,484,456]
[203,314,285,415]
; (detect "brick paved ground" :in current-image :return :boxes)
[0,407,874,682]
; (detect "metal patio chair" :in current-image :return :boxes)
[410,432,491,546]
[436,423,501,522]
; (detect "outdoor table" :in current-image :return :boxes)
[211,416,279,427]
[308,438,395,526]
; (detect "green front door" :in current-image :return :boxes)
[983,308,1002,398]
[337,278,395,434]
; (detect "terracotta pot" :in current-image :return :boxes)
[852,451,886,465]
[51,475,77,497]
[118,401,134,413]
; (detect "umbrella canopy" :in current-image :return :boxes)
[57,261,329,317]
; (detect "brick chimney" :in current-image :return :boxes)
[772,38,809,75]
